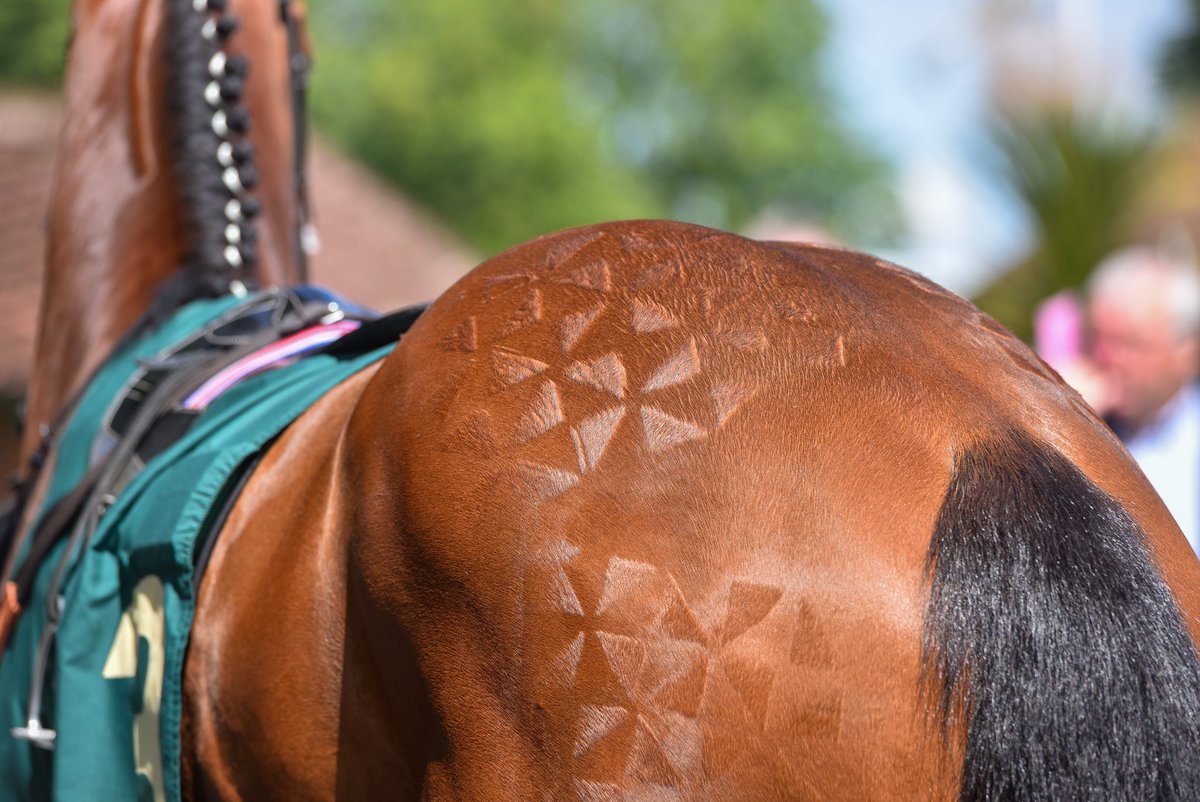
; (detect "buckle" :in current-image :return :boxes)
[10,595,62,751]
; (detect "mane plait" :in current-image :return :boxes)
[163,0,262,296]
[923,431,1200,801]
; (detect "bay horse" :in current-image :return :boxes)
[6,0,1200,799]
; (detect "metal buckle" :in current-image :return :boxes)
[11,595,62,750]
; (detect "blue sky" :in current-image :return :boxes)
[818,0,1192,295]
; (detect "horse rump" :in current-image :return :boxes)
[923,430,1200,801]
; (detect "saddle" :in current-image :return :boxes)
[0,286,422,801]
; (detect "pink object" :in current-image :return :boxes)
[182,319,362,411]
[1034,292,1083,367]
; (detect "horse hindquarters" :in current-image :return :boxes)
[189,219,1200,800]
[342,220,981,799]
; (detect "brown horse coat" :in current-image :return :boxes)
[183,220,1200,800]
[21,1,1200,798]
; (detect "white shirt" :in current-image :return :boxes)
[1125,384,1200,554]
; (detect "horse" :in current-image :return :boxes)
[5,0,1200,799]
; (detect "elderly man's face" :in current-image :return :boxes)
[1089,286,1197,427]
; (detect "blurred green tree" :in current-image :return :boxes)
[308,0,895,254]
[0,0,896,256]
[973,112,1151,340]
[0,0,73,87]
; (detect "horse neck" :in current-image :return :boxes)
[22,0,306,460]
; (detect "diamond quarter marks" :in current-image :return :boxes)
[499,289,543,338]
[479,272,538,303]
[573,779,625,802]
[552,633,587,687]
[425,224,877,797]
[456,242,778,513]
[596,631,646,697]
[440,316,477,352]
[516,461,578,501]
[493,348,549,388]
[572,407,626,473]
[634,260,684,289]
[529,544,794,796]
[630,298,679,334]
[554,260,611,293]
[559,305,604,355]
[640,407,705,452]
[722,655,776,731]
[723,328,768,353]
[720,581,783,645]
[709,381,757,429]
[596,557,665,623]
[546,230,605,266]
[516,381,565,443]
[565,354,627,399]
[642,339,700,393]
[575,705,630,758]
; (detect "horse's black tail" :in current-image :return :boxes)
[923,431,1200,801]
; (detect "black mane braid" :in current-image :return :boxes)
[146,0,262,327]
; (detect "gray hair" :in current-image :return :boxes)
[1088,246,1200,341]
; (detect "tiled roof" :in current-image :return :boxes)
[0,94,58,396]
[0,92,477,396]
[306,143,478,310]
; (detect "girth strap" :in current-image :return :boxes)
[0,462,101,651]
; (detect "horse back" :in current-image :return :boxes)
[188,219,1200,800]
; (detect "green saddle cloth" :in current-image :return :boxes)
[0,294,392,802]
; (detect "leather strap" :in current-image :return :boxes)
[319,303,427,357]
[0,581,21,654]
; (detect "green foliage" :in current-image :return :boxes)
[974,111,1151,339]
[0,0,73,87]
[562,0,886,234]
[308,0,895,254]
[0,0,897,257]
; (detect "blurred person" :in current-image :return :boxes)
[1034,290,1110,410]
[1086,247,1200,552]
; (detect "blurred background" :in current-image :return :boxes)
[1,0,1199,543]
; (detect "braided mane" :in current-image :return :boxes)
[160,0,262,303]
